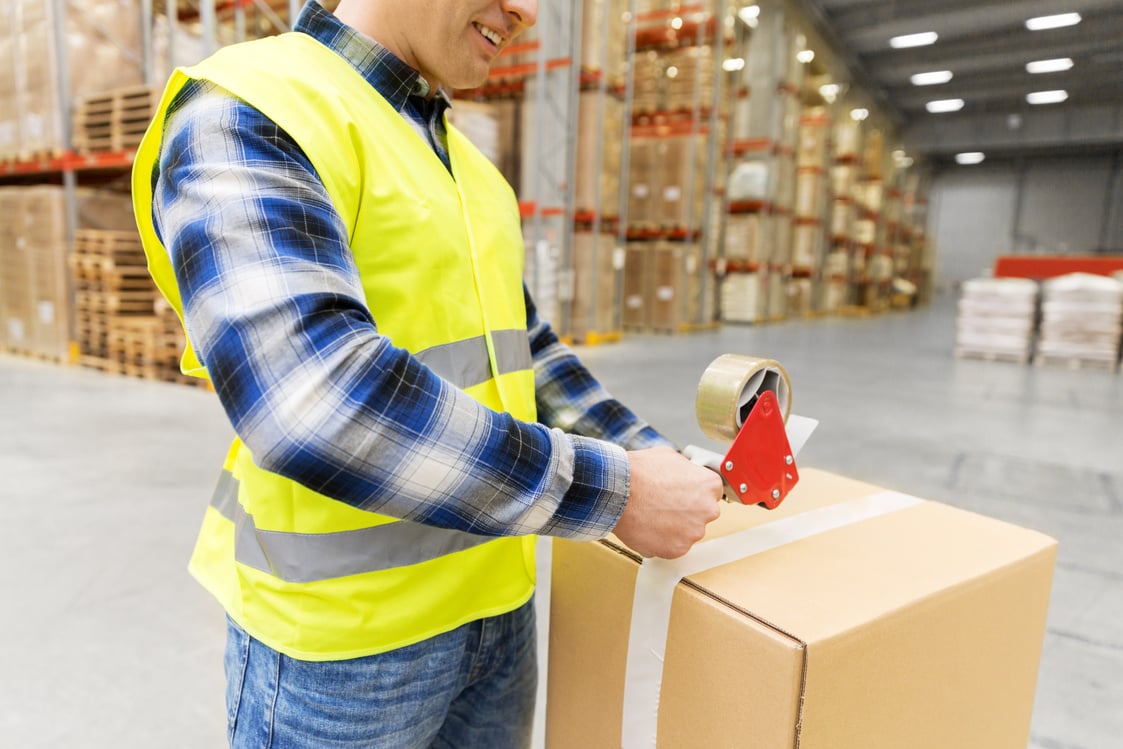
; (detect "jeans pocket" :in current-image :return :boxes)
[223,617,252,743]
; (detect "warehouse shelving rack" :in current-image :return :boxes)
[2,0,942,367]
[615,0,735,334]
[718,0,803,325]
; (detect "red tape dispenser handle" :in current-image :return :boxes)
[718,389,798,509]
[690,354,801,510]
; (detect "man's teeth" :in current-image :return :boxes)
[475,23,501,46]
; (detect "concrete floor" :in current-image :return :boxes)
[2,290,1120,748]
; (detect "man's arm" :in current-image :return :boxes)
[523,288,722,557]
[524,285,674,450]
[153,83,632,541]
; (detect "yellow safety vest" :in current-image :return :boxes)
[132,32,539,661]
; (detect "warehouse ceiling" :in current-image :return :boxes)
[802,0,1123,159]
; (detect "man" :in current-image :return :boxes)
[132,0,722,746]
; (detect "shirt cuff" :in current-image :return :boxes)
[543,431,631,541]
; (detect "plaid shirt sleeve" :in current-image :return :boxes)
[525,289,675,451]
[151,82,668,540]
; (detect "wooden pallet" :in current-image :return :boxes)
[77,354,121,373]
[74,290,159,315]
[74,84,157,116]
[73,86,156,153]
[954,347,1032,365]
[71,230,156,316]
[74,269,156,293]
[73,229,147,264]
[1033,354,1120,371]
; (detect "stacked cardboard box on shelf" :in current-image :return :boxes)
[631,50,662,115]
[0,190,27,351]
[719,269,762,324]
[622,240,705,333]
[0,0,144,161]
[954,277,1039,363]
[569,231,619,342]
[723,213,763,266]
[524,232,561,332]
[1036,273,1123,369]
[579,0,627,84]
[0,187,70,361]
[574,91,623,217]
[658,133,709,230]
[448,97,521,191]
[545,468,1056,748]
[663,45,714,112]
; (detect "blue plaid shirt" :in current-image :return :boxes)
[150,1,671,540]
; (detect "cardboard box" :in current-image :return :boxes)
[822,276,848,312]
[723,214,763,265]
[793,223,820,268]
[719,270,761,324]
[546,468,1055,749]
[575,93,623,216]
[649,240,703,332]
[621,241,650,329]
[570,232,619,340]
[795,170,823,219]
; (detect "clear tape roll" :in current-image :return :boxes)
[695,354,792,442]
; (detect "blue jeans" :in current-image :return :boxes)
[223,598,537,748]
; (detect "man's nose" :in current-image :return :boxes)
[502,0,538,29]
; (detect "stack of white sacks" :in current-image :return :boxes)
[955,277,1039,361]
[1037,272,1123,367]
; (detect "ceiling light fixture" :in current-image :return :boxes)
[889,31,938,49]
[722,57,746,72]
[819,83,840,102]
[955,152,985,165]
[1026,57,1074,74]
[850,108,869,121]
[910,70,953,86]
[797,49,815,64]
[1026,89,1068,105]
[926,98,965,113]
[1025,13,1081,31]
[738,5,760,25]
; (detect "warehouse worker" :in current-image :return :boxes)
[132,0,722,746]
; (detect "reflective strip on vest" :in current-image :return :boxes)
[414,329,532,390]
[210,470,495,583]
[202,329,531,585]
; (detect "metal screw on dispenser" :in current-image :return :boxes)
[785,455,793,466]
[772,489,781,500]
[725,461,734,471]
[739,483,748,494]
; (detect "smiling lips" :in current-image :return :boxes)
[473,22,503,49]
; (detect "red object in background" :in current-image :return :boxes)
[993,255,1123,280]
[719,390,798,510]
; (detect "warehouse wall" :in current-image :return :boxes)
[928,152,1123,284]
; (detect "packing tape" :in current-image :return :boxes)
[531,535,552,749]
[620,490,924,749]
[695,354,791,442]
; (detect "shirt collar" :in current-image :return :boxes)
[294,1,452,111]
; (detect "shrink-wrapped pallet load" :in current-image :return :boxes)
[720,271,762,324]
[1036,272,1123,369]
[954,277,1039,363]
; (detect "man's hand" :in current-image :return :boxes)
[612,446,723,559]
